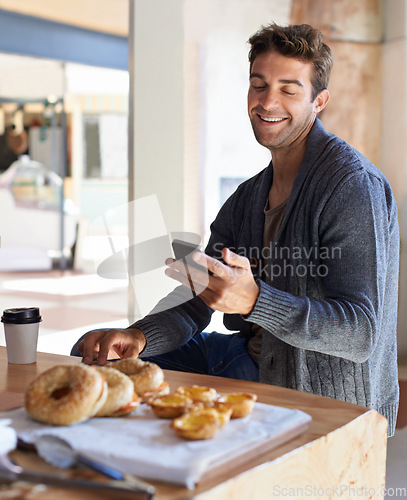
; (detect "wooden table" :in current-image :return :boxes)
[0,347,388,499]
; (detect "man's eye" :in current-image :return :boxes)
[252,85,266,91]
[282,90,295,95]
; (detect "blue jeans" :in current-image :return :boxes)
[71,330,259,382]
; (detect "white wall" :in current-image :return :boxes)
[0,53,64,99]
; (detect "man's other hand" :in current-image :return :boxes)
[78,328,146,366]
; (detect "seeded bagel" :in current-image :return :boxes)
[25,364,107,426]
[95,366,140,417]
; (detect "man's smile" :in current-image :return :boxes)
[258,115,288,123]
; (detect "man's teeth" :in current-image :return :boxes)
[260,116,285,122]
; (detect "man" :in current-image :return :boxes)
[73,23,399,436]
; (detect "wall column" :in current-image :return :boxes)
[290,0,383,166]
[128,0,185,321]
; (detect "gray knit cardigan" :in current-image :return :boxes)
[133,118,400,436]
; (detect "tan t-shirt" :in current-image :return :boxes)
[247,197,288,363]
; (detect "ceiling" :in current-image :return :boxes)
[0,0,129,36]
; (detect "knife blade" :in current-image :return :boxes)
[0,457,155,499]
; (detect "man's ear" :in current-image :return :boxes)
[313,89,330,114]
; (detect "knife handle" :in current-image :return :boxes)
[76,452,155,495]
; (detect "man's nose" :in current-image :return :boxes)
[260,88,280,111]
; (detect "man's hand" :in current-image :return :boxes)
[78,327,146,366]
[165,247,259,315]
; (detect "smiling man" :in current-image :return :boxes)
[248,49,329,210]
[73,23,400,437]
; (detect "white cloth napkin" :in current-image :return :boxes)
[1,404,311,488]
[0,419,17,455]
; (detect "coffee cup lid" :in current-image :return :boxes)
[1,307,42,324]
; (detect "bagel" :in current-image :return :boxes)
[25,364,107,426]
[107,358,169,400]
[139,380,170,403]
[95,367,140,417]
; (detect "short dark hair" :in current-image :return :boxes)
[248,23,333,100]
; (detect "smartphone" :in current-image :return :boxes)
[171,239,207,273]
[171,239,207,297]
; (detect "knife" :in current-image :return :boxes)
[0,452,155,499]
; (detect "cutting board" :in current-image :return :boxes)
[1,403,311,489]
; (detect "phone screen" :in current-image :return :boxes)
[171,239,210,296]
[171,239,207,271]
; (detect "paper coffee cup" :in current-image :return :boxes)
[1,308,42,364]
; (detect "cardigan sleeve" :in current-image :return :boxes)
[245,169,399,363]
[129,285,214,357]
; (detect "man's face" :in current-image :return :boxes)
[248,51,325,152]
